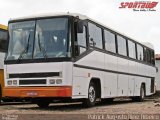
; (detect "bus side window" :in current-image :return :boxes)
[104,30,116,53]
[128,40,136,59]
[117,35,127,56]
[143,47,147,62]
[144,47,151,64]
[88,23,103,49]
[76,26,87,55]
[151,51,155,65]
[0,30,7,52]
[137,44,144,61]
[146,49,151,64]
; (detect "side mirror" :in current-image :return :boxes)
[77,20,83,33]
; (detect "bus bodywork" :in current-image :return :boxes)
[3,13,156,107]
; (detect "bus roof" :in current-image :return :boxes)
[10,12,154,50]
[0,24,7,30]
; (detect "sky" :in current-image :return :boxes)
[1,0,160,53]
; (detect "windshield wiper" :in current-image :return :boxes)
[37,33,48,59]
[17,34,30,61]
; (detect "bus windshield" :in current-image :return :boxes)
[6,18,70,60]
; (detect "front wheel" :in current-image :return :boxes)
[83,82,97,107]
[36,99,50,108]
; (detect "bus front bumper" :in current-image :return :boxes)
[3,86,72,98]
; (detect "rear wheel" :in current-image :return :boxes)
[36,99,50,108]
[132,84,145,102]
[83,82,97,107]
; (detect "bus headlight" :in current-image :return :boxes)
[49,79,56,84]
[56,79,62,84]
[13,80,17,85]
[7,80,12,85]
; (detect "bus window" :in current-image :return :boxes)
[117,35,127,56]
[76,26,87,55]
[88,23,103,49]
[7,21,35,60]
[128,40,136,59]
[33,18,69,58]
[137,44,144,61]
[144,47,152,64]
[0,40,6,52]
[151,51,155,65]
[104,30,116,53]
[146,49,151,63]
[0,30,7,52]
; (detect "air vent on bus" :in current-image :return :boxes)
[19,79,46,85]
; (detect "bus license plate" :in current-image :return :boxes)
[27,91,38,96]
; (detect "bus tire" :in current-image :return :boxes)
[36,100,50,108]
[138,84,145,102]
[132,84,145,102]
[83,82,97,107]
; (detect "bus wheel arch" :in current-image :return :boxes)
[89,78,101,99]
[132,83,146,102]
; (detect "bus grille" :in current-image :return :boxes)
[9,72,60,78]
[19,79,46,85]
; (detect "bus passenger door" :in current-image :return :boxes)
[72,24,89,97]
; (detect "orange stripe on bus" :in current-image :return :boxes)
[3,86,72,98]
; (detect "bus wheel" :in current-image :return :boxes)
[83,82,97,107]
[132,84,145,102]
[139,84,145,102]
[36,100,50,108]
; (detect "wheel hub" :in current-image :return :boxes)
[89,86,95,103]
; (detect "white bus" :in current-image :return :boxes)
[3,13,156,107]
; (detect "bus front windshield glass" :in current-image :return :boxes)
[7,21,35,60]
[6,18,70,60]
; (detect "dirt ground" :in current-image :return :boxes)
[0,96,160,120]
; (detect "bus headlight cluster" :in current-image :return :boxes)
[49,79,62,84]
[56,79,62,84]
[49,79,56,84]
[13,80,17,85]
[7,80,17,86]
[7,80,12,85]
